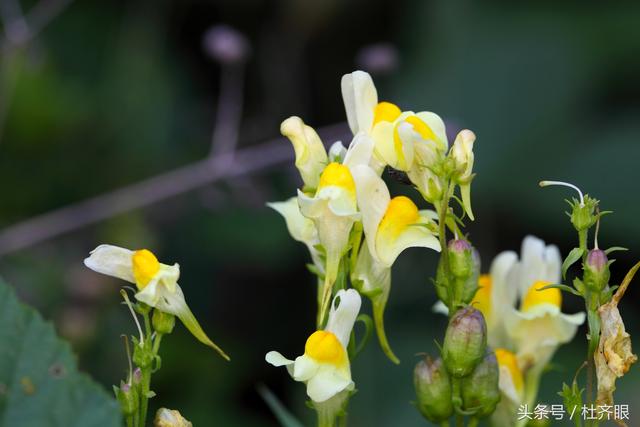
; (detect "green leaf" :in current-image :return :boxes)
[558,381,583,427]
[256,384,304,427]
[0,280,121,427]
[536,283,582,297]
[605,246,628,255]
[562,247,584,280]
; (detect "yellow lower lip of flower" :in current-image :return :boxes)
[373,101,401,125]
[305,330,345,366]
[318,163,356,196]
[132,249,160,289]
[495,348,524,393]
[472,274,492,317]
[378,196,420,239]
[521,280,562,312]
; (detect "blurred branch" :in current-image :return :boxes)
[0,122,350,256]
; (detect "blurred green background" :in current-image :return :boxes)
[1,0,639,425]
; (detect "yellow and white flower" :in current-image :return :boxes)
[84,244,229,360]
[341,70,447,174]
[351,164,440,268]
[504,236,585,371]
[297,132,374,323]
[265,289,361,403]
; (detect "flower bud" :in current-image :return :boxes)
[461,350,500,417]
[443,307,487,377]
[133,367,142,385]
[414,356,453,422]
[584,249,610,292]
[447,240,480,304]
[152,309,176,334]
[154,408,192,427]
[114,381,138,416]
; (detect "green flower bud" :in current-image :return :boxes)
[461,350,500,417]
[448,239,473,279]
[443,307,487,377]
[414,356,453,422]
[152,309,176,334]
[447,240,480,305]
[114,381,138,416]
[584,249,610,292]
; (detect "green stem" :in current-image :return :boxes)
[468,417,479,427]
[138,366,151,427]
[455,415,464,427]
[439,421,451,427]
[125,414,134,427]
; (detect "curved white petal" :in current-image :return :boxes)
[376,222,441,267]
[265,351,294,367]
[84,244,135,284]
[370,121,396,168]
[293,354,320,382]
[267,197,318,246]
[306,364,353,403]
[489,251,519,320]
[393,121,417,171]
[341,71,377,135]
[414,111,448,148]
[281,116,328,189]
[351,164,390,259]
[343,132,374,169]
[325,289,362,348]
[498,365,522,405]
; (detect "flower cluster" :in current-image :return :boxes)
[267,70,478,424]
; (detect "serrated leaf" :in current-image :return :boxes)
[536,283,582,297]
[0,280,121,427]
[562,247,584,280]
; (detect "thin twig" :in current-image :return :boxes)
[0,122,350,256]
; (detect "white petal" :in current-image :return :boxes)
[516,235,561,297]
[341,71,377,134]
[84,244,135,283]
[393,121,417,171]
[325,289,362,348]
[328,141,347,163]
[506,306,585,368]
[351,164,390,260]
[489,251,519,318]
[265,351,294,367]
[267,197,318,246]
[432,300,449,316]
[280,116,328,189]
[343,132,374,169]
[292,354,320,382]
[306,364,353,403]
[376,223,441,267]
[414,111,448,148]
[498,365,522,405]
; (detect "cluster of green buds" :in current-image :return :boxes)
[414,306,499,424]
[540,180,637,420]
